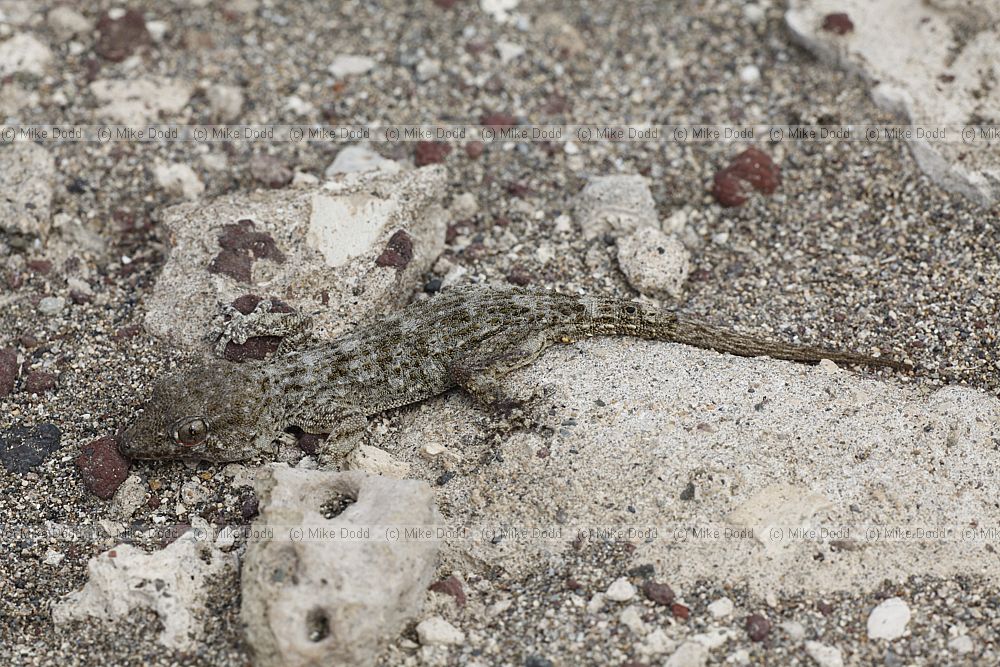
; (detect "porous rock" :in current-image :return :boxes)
[52,520,237,650]
[144,166,450,350]
[574,174,659,239]
[241,466,441,667]
[616,226,691,298]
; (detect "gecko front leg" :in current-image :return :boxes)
[284,401,367,467]
[209,300,314,356]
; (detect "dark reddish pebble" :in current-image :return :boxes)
[480,112,517,128]
[536,447,549,458]
[429,575,467,607]
[432,0,458,7]
[671,602,690,619]
[745,613,771,641]
[822,12,854,35]
[69,290,93,305]
[505,181,532,198]
[114,324,144,340]
[565,578,582,590]
[414,141,452,166]
[209,249,253,282]
[241,493,260,520]
[375,230,415,269]
[160,523,191,548]
[23,371,56,394]
[712,147,780,207]
[147,494,160,509]
[465,141,484,159]
[817,600,834,615]
[0,348,17,397]
[77,436,130,499]
[19,335,39,348]
[712,171,749,207]
[465,40,489,55]
[642,580,675,605]
[26,259,52,274]
[506,268,532,286]
[728,148,780,193]
[217,220,285,262]
[94,9,150,62]
[296,432,329,455]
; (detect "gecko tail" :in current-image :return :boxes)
[667,316,906,370]
[582,297,905,370]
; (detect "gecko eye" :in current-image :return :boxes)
[624,305,638,315]
[173,417,209,447]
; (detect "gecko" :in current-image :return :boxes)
[118,284,905,464]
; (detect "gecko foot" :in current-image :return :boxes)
[208,299,314,357]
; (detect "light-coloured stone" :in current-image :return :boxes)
[395,337,1000,596]
[605,577,636,602]
[481,0,519,22]
[90,78,193,125]
[691,629,730,650]
[143,166,448,350]
[619,605,646,634]
[805,640,844,667]
[52,521,236,650]
[111,474,148,520]
[241,467,441,667]
[780,620,806,640]
[345,444,411,478]
[47,7,92,38]
[616,226,691,298]
[38,296,64,315]
[0,142,54,240]
[575,175,658,239]
[727,483,833,554]
[948,634,973,654]
[328,54,375,77]
[416,616,465,646]
[786,0,1000,205]
[866,597,911,640]
[707,597,734,619]
[0,33,52,76]
[739,64,761,84]
[639,628,675,656]
[325,145,401,177]
[665,640,708,667]
[496,40,525,64]
[206,84,244,122]
[153,162,205,201]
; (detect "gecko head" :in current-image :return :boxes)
[119,360,270,462]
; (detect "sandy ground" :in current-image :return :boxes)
[1,1,997,665]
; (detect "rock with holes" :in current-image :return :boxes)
[241,466,441,667]
[143,166,450,351]
[52,519,236,650]
[574,174,659,239]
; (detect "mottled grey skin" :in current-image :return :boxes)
[120,285,903,463]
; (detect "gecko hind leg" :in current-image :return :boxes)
[448,334,549,413]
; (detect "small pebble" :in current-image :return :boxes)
[605,577,637,602]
